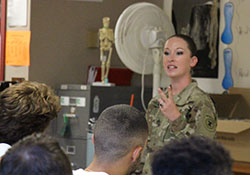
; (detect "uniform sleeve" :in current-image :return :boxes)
[194,99,217,139]
[145,98,160,139]
[169,97,217,139]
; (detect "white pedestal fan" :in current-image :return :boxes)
[115,2,175,98]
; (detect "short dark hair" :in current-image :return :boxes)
[0,81,61,145]
[0,133,72,175]
[167,34,197,57]
[94,104,148,162]
[152,135,233,175]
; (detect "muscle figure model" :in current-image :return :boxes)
[99,17,114,83]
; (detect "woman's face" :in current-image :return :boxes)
[163,37,197,80]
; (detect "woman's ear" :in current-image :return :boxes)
[190,56,198,68]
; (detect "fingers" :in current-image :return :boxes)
[158,86,174,109]
[158,88,168,102]
[158,98,165,108]
[157,86,180,120]
[168,85,174,101]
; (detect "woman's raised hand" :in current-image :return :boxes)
[158,86,181,121]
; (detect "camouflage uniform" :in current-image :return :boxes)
[141,80,217,175]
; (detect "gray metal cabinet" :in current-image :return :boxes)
[53,84,152,170]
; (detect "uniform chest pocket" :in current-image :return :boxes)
[177,101,195,123]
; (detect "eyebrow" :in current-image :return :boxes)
[176,47,184,50]
[164,47,184,50]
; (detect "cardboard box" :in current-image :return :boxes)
[211,88,250,162]
[210,93,250,120]
[216,119,250,163]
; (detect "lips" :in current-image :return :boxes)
[167,65,177,70]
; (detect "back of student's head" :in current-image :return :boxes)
[152,135,233,175]
[94,104,148,162]
[0,133,72,175]
[0,81,61,145]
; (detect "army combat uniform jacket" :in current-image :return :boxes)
[141,80,217,175]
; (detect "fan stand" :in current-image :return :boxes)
[152,48,162,97]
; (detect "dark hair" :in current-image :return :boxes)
[167,34,197,57]
[0,133,72,175]
[0,81,61,145]
[0,81,18,92]
[152,135,233,175]
[94,104,148,162]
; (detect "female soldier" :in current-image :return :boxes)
[142,34,217,175]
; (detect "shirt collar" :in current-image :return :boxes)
[173,79,198,104]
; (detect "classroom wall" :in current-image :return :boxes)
[229,0,250,88]
[5,0,31,81]
[28,0,162,88]
[6,0,249,93]
[193,0,250,93]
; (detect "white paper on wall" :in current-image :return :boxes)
[7,0,28,27]
[231,0,250,88]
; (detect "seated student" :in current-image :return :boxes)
[0,81,60,156]
[151,135,233,175]
[73,104,149,175]
[0,133,72,175]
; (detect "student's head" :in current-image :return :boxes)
[93,104,148,173]
[0,81,61,145]
[163,34,198,79]
[0,133,72,175]
[152,135,233,175]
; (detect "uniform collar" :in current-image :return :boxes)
[173,79,198,104]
